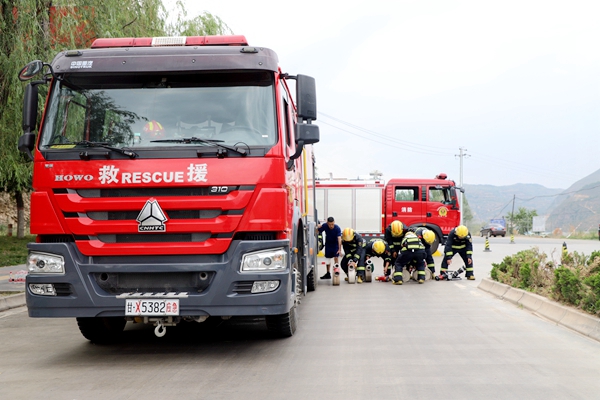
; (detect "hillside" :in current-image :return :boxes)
[464,183,564,225]
[546,168,600,234]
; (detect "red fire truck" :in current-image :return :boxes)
[315,173,461,253]
[18,35,320,341]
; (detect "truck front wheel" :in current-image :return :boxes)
[76,317,126,344]
[266,306,297,337]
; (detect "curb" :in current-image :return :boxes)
[478,278,600,342]
[0,293,26,312]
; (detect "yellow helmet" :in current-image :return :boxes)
[422,229,435,244]
[372,239,386,255]
[390,220,404,237]
[456,225,469,238]
[342,228,354,242]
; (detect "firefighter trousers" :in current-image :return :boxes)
[441,250,473,277]
[393,249,426,282]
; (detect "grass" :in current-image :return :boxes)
[0,235,34,267]
[0,291,23,297]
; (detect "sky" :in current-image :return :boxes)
[165,0,599,189]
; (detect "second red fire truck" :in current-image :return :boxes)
[315,174,462,253]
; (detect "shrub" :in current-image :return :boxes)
[491,247,600,316]
[553,267,583,305]
[490,248,553,295]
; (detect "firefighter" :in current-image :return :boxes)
[441,225,475,280]
[142,120,165,141]
[414,227,436,277]
[393,231,427,285]
[383,220,406,278]
[317,217,342,279]
[340,228,367,283]
[364,238,392,277]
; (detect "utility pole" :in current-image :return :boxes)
[510,194,516,234]
[455,147,470,226]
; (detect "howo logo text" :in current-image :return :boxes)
[55,175,94,182]
[136,200,168,232]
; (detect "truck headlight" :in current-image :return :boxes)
[27,252,65,274]
[241,248,287,272]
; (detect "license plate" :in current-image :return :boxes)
[125,299,179,316]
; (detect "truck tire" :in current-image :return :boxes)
[76,317,126,343]
[266,306,297,337]
[430,234,440,255]
[307,267,317,292]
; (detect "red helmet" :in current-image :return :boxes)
[143,120,165,139]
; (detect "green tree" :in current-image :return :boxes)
[0,1,228,237]
[462,194,474,224]
[507,207,538,234]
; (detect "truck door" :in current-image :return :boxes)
[426,185,457,231]
[390,185,423,226]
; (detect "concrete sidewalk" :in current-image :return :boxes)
[478,277,600,342]
[0,264,27,312]
[0,293,25,312]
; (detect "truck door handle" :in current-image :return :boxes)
[427,212,431,217]
[392,212,397,217]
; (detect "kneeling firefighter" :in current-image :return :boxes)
[340,228,367,282]
[392,231,427,285]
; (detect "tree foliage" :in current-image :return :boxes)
[0,0,229,237]
[506,206,538,234]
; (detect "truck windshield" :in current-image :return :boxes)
[39,71,277,150]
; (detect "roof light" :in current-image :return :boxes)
[91,35,249,48]
[152,36,187,47]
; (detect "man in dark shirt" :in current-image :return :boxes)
[317,217,342,279]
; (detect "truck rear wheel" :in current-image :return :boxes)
[430,234,440,255]
[76,317,126,344]
[266,306,297,337]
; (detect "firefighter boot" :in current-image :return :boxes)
[392,271,403,285]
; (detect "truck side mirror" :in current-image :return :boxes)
[19,83,39,161]
[287,124,320,170]
[18,60,44,81]
[296,74,317,122]
[295,123,319,145]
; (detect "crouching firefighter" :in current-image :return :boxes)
[341,228,367,283]
[393,231,427,285]
[441,225,475,280]
[414,227,436,277]
[364,238,392,279]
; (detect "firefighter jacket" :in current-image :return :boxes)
[443,228,473,261]
[342,232,365,263]
[384,224,406,254]
[364,239,392,266]
[400,232,426,253]
[414,227,435,270]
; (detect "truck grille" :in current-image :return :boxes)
[93,272,214,294]
[232,281,254,294]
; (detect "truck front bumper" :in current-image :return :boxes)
[25,240,294,318]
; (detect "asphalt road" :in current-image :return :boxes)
[1,236,600,399]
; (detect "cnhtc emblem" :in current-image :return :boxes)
[136,200,167,232]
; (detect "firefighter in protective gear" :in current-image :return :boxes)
[383,220,406,277]
[364,238,392,278]
[414,227,436,277]
[393,231,427,285]
[143,120,165,141]
[441,225,475,280]
[340,228,367,283]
